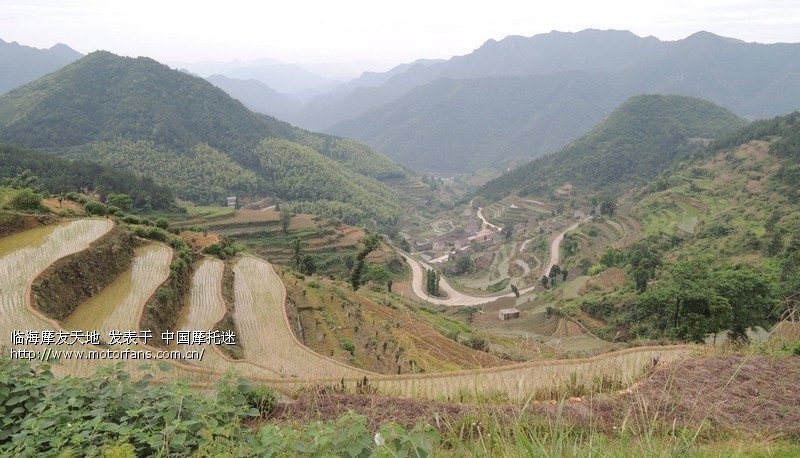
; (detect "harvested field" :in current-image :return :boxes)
[272,354,800,442]
[179,230,220,251]
[170,259,280,377]
[587,267,627,291]
[358,345,691,401]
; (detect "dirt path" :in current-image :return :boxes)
[544,217,591,276]
[476,207,502,231]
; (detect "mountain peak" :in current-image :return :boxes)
[683,31,744,44]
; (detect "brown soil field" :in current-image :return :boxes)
[42,197,83,213]
[179,230,220,250]
[589,267,627,290]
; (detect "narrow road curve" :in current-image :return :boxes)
[543,216,592,277]
[399,251,533,306]
[399,216,591,306]
[476,207,502,232]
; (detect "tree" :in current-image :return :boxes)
[562,235,579,257]
[106,193,133,212]
[4,169,44,193]
[279,207,292,233]
[299,254,316,276]
[599,196,616,216]
[350,234,382,291]
[454,256,473,275]
[712,264,777,343]
[291,238,303,270]
[502,225,513,241]
[549,265,561,285]
[426,269,439,296]
[632,259,732,342]
[562,268,568,282]
[511,284,519,298]
[541,276,549,288]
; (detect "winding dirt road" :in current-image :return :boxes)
[400,216,591,306]
[544,216,591,276]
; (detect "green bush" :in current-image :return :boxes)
[6,188,46,212]
[84,200,108,216]
[244,384,278,418]
[0,357,440,456]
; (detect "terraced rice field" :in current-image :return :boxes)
[0,220,113,343]
[318,346,692,401]
[232,256,367,378]
[65,244,172,337]
[167,259,278,377]
[2,220,692,401]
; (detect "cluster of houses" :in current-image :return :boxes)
[413,218,503,263]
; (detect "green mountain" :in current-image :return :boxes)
[476,94,746,201]
[314,30,800,172]
[0,51,409,225]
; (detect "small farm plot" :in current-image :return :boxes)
[232,256,366,379]
[64,244,172,337]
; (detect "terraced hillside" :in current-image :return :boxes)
[2,218,692,401]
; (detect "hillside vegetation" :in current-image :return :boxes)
[558,111,800,343]
[477,94,745,200]
[0,51,409,225]
[0,144,176,211]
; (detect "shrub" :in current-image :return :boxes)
[6,188,46,212]
[340,338,356,356]
[84,200,108,216]
[243,385,278,418]
[465,336,489,352]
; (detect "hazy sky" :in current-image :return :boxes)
[2,0,799,69]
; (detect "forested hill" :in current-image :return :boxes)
[0,51,409,225]
[0,144,175,211]
[476,94,746,201]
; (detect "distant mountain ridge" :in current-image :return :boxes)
[294,29,800,172]
[0,51,409,226]
[0,38,82,94]
[205,75,302,121]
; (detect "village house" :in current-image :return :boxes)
[498,308,520,321]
